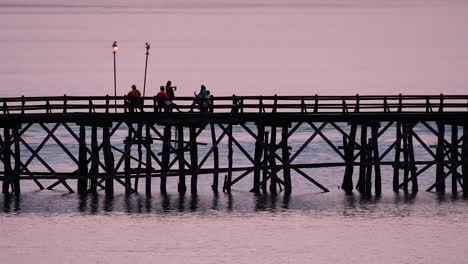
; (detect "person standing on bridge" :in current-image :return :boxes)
[165,80,177,100]
[127,84,143,112]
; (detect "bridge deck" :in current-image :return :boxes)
[1,95,468,196]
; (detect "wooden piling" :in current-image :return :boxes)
[451,125,458,194]
[282,126,292,194]
[124,123,132,194]
[357,124,367,192]
[365,138,373,194]
[89,126,98,193]
[252,124,265,193]
[2,128,12,193]
[160,125,171,193]
[402,123,410,192]
[407,124,418,192]
[226,124,233,193]
[103,126,114,196]
[435,122,445,193]
[77,125,88,194]
[371,124,381,195]
[190,126,198,194]
[135,124,143,192]
[262,131,269,193]
[342,123,357,192]
[210,123,219,192]
[393,121,402,192]
[269,126,277,194]
[145,124,152,195]
[12,127,20,194]
[177,125,186,194]
[463,124,468,197]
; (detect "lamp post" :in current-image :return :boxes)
[112,41,118,112]
[143,42,150,97]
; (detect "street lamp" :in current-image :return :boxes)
[143,42,150,97]
[112,41,118,112]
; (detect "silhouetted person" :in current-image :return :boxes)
[156,86,180,112]
[127,84,142,112]
[165,80,177,100]
[156,86,169,112]
[189,85,209,112]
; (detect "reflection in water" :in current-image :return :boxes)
[2,191,468,217]
[2,194,20,213]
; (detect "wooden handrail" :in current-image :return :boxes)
[1,94,468,115]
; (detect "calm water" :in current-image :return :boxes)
[2,1,468,263]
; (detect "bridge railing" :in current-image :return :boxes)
[2,94,468,115]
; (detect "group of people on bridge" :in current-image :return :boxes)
[126,80,213,113]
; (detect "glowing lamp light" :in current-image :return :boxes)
[112,41,118,53]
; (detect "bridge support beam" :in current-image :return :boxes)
[371,124,382,195]
[224,124,233,194]
[252,124,265,193]
[407,123,418,193]
[210,124,219,193]
[190,126,198,194]
[451,125,458,195]
[177,125,186,194]
[2,128,13,194]
[393,121,402,192]
[463,125,468,197]
[89,126,98,193]
[124,123,132,194]
[269,126,277,194]
[282,126,292,194]
[145,124,152,195]
[357,124,367,193]
[77,125,88,194]
[436,122,445,193]
[160,126,171,194]
[342,123,357,192]
[262,132,269,193]
[103,126,114,197]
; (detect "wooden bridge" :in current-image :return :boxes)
[1,94,468,196]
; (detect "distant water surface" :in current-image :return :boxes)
[1,0,468,96]
[2,1,468,263]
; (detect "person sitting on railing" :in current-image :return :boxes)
[201,90,213,112]
[156,86,180,112]
[127,84,143,112]
[188,85,209,112]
